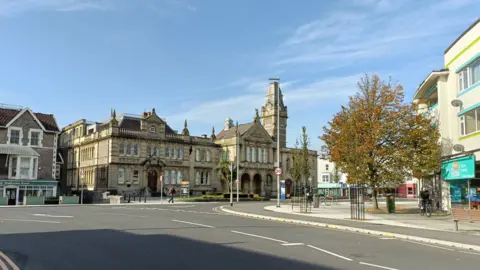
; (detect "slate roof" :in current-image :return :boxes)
[0,107,60,132]
[118,116,176,134]
[216,122,255,140]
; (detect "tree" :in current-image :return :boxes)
[291,126,312,191]
[321,74,441,209]
[218,159,232,193]
[332,166,341,183]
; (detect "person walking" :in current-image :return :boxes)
[168,185,176,203]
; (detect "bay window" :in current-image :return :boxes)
[9,156,38,179]
[459,107,480,136]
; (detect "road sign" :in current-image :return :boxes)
[235,179,239,184]
[80,168,85,179]
[274,167,283,176]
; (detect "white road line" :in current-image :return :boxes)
[281,243,304,246]
[379,237,395,240]
[0,257,8,270]
[359,262,398,270]
[97,213,148,218]
[0,250,20,270]
[172,220,215,228]
[172,205,195,208]
[402,239,454,251]
[231,231,288,244]
[0,218,60,224]
[306,245,353,261]
[460,250,480,255]
[32,214,73,218]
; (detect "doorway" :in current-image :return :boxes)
[148,169,158,192]
[6,187,17,205]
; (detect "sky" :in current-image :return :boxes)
[0,0,479,151]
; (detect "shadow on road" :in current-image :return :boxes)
[0,229,339,270]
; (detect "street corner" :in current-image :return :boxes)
[0,249,26,270]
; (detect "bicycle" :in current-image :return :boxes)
[420,199,432,217]
[322,195,334,206]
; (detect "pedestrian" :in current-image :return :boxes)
[168,185,176,203]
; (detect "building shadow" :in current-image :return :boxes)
[0,229,339,270]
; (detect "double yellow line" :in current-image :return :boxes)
[0,250,19,270]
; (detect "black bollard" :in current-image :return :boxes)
[128,194,131,203]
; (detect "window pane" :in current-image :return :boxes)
[31,132,40,146]
[465,110,476,134]
[177,171,182,184]
[126,143,132,155]
[471,59,480,85]
[165,147,169,158]
[119,143,125,155]
[11,157,17,177]
[32,158,37,179]
[118,168,125,184]
[10,130,20,144]
[165,171,170,185]
[20,157,30,178]
[476,108,480,132]
[133,144,139,156]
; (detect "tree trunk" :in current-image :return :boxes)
[372,189,379,209]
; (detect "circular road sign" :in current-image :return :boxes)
[274,167,283,175]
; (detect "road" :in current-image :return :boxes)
[0,203,478,270]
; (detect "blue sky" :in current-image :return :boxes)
[0,0,479,150]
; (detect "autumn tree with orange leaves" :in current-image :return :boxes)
[321,74,441,209]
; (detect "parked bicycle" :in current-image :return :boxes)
[321,195,335,206]
[420,199,432,217]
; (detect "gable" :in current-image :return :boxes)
[7,108,45,131]
[242,123,273,143]
[143,113,165,124]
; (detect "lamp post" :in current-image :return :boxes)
[230,162,234,206]
[236,121,240,203]
[269,77,281,208]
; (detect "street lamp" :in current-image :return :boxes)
[269,77,281,208]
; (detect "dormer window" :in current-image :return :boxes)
[149,125,156,134]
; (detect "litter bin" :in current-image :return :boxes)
[386,194,395,213]
[313,195,320,208]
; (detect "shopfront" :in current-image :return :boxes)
[0,180,58,206]
[441,155,479,209]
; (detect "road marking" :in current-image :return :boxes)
[32,214,73,218]
[0,250,20,270]
[172,205,195,208]
[97,213,148,218]
[306,245,352,261]
[172,220,215,228]
[231,231,288,244]
[281,243,304,246]
[460,250,480,255]
[401,240,454,251]
[0,218,60,224]
[379,237,395,240]
[359,262,398,270]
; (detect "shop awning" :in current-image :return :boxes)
[0,145,39,156]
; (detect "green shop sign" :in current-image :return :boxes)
[0,180,58,186]
[441,155,476,180]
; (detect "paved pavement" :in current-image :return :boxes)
[0,203,479,270]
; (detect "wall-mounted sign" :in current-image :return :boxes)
[441,155,476,180]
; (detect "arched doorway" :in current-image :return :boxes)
[253,174,262,195]
[285,179,293,199]
[241,173,250,193]
[148,169,158,191]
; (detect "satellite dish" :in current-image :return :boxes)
[451,99,463,107]
[453,144,465,152]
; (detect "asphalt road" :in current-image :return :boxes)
[0,203,479,270]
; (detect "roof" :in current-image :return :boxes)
[0,107,60,132]
[0,145,40,156]
[216,122,255,140]
[413,69,450,99]
[445,18,480,54]
[118,115,176,134]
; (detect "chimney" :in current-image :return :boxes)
[224,118,233,130]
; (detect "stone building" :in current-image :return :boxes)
[58,109,221,196]
[58,81,318,197]
[0,104,61,205]
[215,81,318,197]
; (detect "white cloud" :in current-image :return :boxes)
[0,0,109,16]
[166,74,361,127]
[273,0,479,67]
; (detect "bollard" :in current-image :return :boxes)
[128,194,131,203]
[124,194,127,201]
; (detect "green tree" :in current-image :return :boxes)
[291,126,312,188]
[321,74,441,209]
[332,166,341,183]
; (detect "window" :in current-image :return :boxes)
[252,148,256,162]
[133,170,139,184]
[196,171,200,185]
[153,146,158,156]
[173,147,177,159]
[165,147,170,158]
[118,168,125,184]
[100,167,107,179]
[29,130,41,146]
[147,145,152,156]
[10,157,17,177]
[126,143,132,155]
[195,149,200,161]
[460,108,480,136]
[247,147,251,162]
[171,170,176,184]
[20,157,31,178]
[119,142,125,155]
[9,128,21,145]
[325,164,329,171]
[322,175,329,183]
[408,187,413,195]
[164,171,170,185]
[258,148,262,162]
[32,158,37,179]
[205,172,210,185]
[206,150,211,162]
[458,58,480,92]
[177,170,182,184]
[149,125,156,133]
[263,148,268,163]
[178,148,183,160]
[133,144,139,156]
[200,172,204,184]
